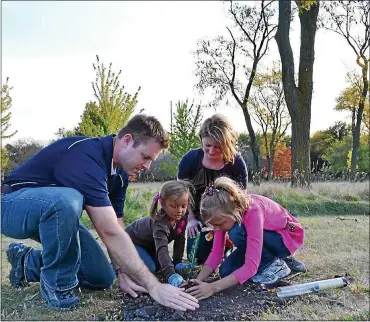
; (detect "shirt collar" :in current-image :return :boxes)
[111,160,117,175]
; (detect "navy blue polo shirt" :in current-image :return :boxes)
[108,167,129,218]
[3,135,123,212]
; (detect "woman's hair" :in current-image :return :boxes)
[198,114,238,163]
[150,180,194,220]
[200,176,250,224]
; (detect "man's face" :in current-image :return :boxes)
[115,135,162,176]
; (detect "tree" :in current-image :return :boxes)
[1,78,18,177]
[250,65,291,180]
[54,127,77,139]
[327,121,351,141]
[77,55,140,136]
[194,0,277,179]
[275,0,320,187]
[326,135,352,174]
[310,130,336,172]
[363,103,370,135]
[160,100,203,177]
[310,121,351,172]
[237,132,265,182]
[335,71,370,178]
[321,1,370,180]
[3,138,44,178]
[169,100,203,161]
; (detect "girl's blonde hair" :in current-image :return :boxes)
[200,176,251,224]
[198,114,238,164]
[150,180,194,220]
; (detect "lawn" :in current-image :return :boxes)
[1,181,369,321]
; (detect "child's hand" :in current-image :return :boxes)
[168,273,184,287]
[185,279,215,300]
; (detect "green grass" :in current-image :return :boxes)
[79,181,369,229]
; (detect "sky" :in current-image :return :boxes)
[2,1,359,145]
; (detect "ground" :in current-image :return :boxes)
[1,215,369,321]
[119,275,290,321]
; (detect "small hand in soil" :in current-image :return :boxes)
[179,280,197,291]
[185,279,216,301]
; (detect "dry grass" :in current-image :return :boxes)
[1,215,369,321]
[261,216,370,321]
[1,181,369,320]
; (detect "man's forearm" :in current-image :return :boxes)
[103,230,159,292]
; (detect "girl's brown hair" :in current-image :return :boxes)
[200,177,250,224]
[150,180,194,220]
[198,114,238,163]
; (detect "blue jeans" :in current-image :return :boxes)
[219,223,291,278]
[1,187,115,291]
[134,245,159,273]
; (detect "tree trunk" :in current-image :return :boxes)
[240,59,261,184]
[268,155,274,181]
[296,1,319,186]
[350,59,369,180]
[275,0,319,187]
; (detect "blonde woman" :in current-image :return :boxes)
[186,177,306,300]
[177,114,248,264]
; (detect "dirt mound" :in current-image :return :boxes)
[119,281,289,321]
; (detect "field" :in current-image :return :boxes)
[1,181,369,321]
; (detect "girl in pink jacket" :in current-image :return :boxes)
[187,176,305,300]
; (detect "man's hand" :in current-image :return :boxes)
[186,279,215,300]
[187,219,203,238]
[118,272,148,298]
[149,284,199,311]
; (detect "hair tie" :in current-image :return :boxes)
[152,191,161,203]
[204,184,219,196]
[204,184,229,196]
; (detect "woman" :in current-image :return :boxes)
[177,114,248,264]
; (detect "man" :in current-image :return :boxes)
[108,166,130,228]
[1,114,199,311]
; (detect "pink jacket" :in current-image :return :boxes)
[204,194,304,284]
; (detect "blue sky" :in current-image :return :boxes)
[2,1,357,144]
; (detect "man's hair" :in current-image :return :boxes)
[117,114,169,148]
[198,114,237,163]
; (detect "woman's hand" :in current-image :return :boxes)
[186,279,216,300]
[187,219,203,238]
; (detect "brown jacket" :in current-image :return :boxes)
[125,214,187,280]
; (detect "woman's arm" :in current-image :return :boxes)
[232,154,248,189]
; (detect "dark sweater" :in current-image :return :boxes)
[125,215,187,280]
[178,148,248,216]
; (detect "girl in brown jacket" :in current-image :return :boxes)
[125,180,193,287]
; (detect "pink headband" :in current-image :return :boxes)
[152,191,161,203]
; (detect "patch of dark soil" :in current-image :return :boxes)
[117,274,291,321]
